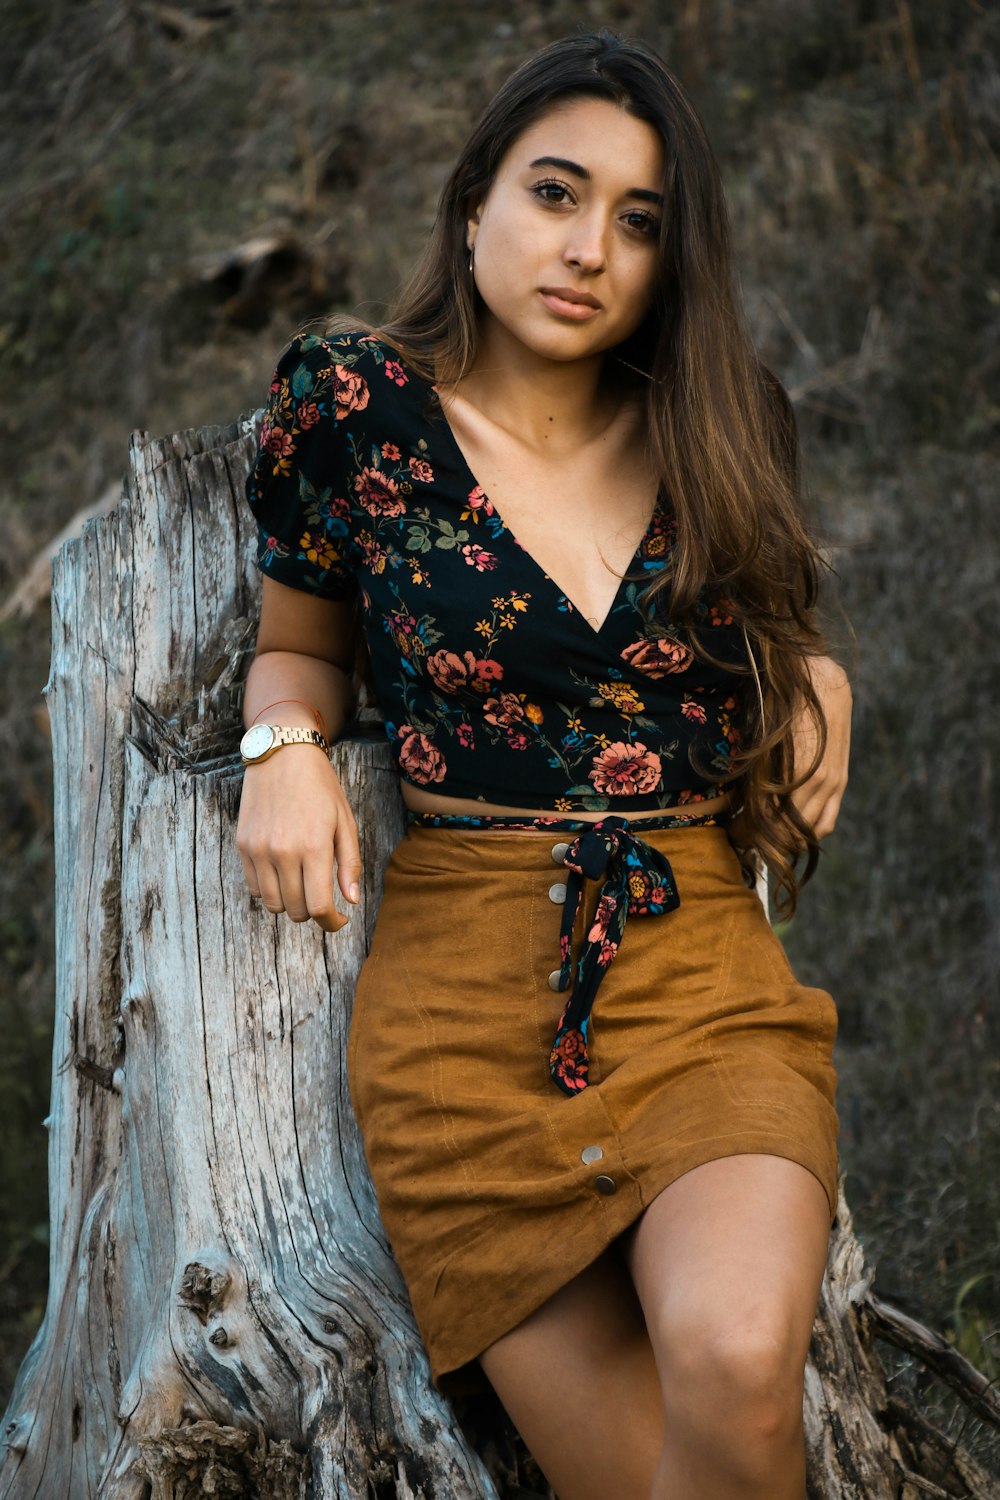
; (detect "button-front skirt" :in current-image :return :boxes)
[346,817,840,1397]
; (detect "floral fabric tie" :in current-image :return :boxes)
[548,815,682,1096]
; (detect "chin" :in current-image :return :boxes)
[507,313,621,365]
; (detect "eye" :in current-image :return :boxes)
[622,208,660,237]
[531,177,574,205]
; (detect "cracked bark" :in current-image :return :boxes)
[1,415,996,1499]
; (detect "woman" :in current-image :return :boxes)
[237,29,851,1500]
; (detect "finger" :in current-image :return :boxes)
[812,791,843,841]
[302,849,348,934]
[791,783,841,842]
[239,850,262,900]
[255,861,286,917]
[333,817,362,906]
[274,859,310,924]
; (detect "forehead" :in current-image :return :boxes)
[500,96,664,185]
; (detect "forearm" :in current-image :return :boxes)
[243,649,357,743]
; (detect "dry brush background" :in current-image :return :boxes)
[0,0,997,1477]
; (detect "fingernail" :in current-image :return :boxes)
[349,883,359,903]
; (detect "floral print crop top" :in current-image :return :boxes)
[244,329,749,814]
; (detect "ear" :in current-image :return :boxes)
[466,200,484,252]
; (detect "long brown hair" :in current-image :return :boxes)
[331,28,834,917]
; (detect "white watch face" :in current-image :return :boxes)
[241,723,276,760]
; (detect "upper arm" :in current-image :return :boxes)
[243,332,361,607]
[256,575,357,673]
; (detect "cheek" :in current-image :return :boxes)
[628,251,660,309]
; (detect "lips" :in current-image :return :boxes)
[538,287,604,322]
[540,286,603,309]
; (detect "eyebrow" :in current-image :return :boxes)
[528,155,664,206]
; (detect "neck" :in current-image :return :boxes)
[447,315,617,453]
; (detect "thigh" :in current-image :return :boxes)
[477,1247,665,1500]
[620,1153,832,1398]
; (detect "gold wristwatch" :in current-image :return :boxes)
[240,723,329,765]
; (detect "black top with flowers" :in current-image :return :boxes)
[243,329,749,813]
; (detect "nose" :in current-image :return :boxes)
[562,210,607,274]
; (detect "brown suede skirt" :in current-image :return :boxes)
[346,813,840,1397]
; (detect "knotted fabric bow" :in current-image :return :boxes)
[548,815,681,1095]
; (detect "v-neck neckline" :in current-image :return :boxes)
[427,381,664,641]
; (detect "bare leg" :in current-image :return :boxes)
[477,1246,665,1500]
[620,1153,833,1500]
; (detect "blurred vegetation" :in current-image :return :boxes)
[1,0,997,1478]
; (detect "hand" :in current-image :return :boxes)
[789,654,851,841]
[236,747,361,933]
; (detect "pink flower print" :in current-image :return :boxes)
[360,537,387,574]
[505,729,530,751]
[381,441,401,460]
[681,697,708,724]
[483,693,526,730]
[467,485,488,510]
[473,658,503,687]
[397,725,446,784]
[588,742,662,797]
[426,648,477,693]
[457,721,474,749]
[298,400,321,430]
[332,365,370,419]
[383,359,407,386]
[388,610,422,660]
[597,939,619,967]
[549,1028,588,1090]
[621,636,693,677]
[587,893,618,944]
[354,466,405,518]
[461,543,498,571]
[265,426,295,461]
[409,458,434,483]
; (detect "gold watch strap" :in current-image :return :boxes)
[271,726,328,752]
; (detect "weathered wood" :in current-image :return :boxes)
[1,412,997,1498]
[0,416,494,1498]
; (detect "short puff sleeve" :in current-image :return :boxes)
[244,333,359,601]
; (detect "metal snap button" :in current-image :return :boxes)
[594,1174,617,1195]
[550,841,570,864]
[581,1144,604,1164]
[547,969,563,991]
[548,882,567,904]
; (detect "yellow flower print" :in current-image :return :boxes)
[475,620,492,637]
[525,703,544,724]
[597,682,646,713]
[300,531,338,570]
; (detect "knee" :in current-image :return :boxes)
[656,1311,806,1439]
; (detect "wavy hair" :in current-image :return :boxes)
[329,28,835,916]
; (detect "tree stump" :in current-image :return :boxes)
[1,413,997,1499]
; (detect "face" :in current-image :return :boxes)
[466,95,665,366]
